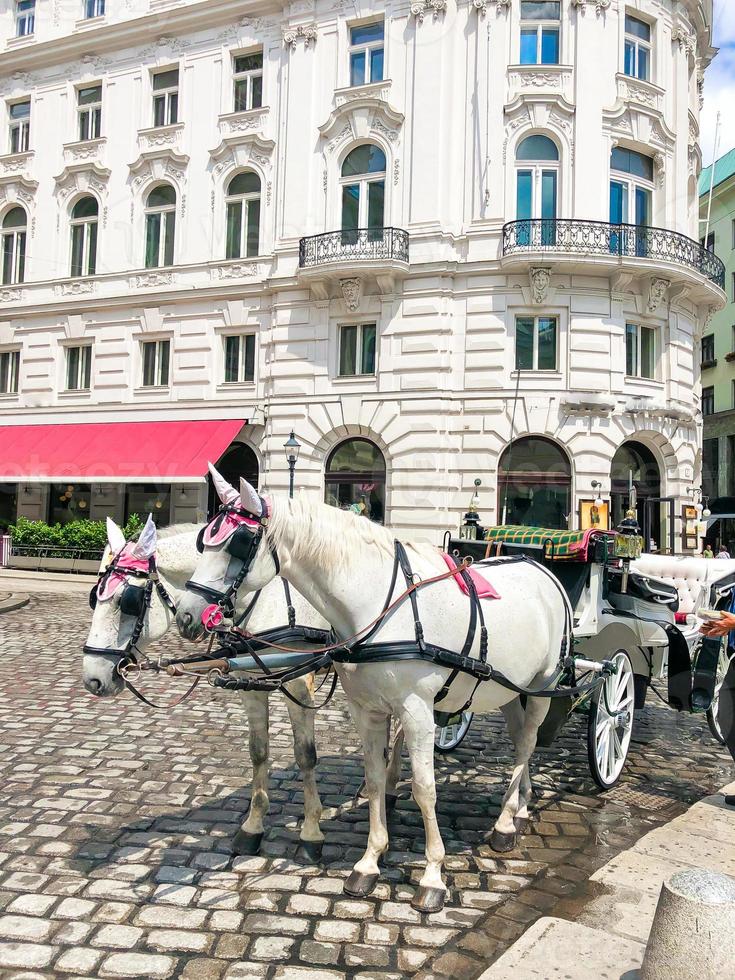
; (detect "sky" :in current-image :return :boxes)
[701,1,735,163]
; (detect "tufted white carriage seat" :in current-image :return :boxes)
[631,554,735,625]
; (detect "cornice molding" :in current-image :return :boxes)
[208,134,276,175]
[128,149,190,190]
[319,88,404,150]
[53,161,111,200]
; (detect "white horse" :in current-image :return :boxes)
[82,513,329,861]
[176,482,571,913]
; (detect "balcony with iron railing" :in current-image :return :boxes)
[502,219,726,300]
[297,227,409,291]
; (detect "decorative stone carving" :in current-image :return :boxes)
[214,262,258,279]
[219,110,269,134]
[654,152,665,188]
[570,0,610,14]
[283,25,317,48]
[0,287,22,303]
[128,150,189,190]
[647,278,670,314]
[326,124,353,154]
[530,267,551,305]
[132,272,174,288]
[619,78,661,109]
[0,151,33,176]
[209,135,276,176]
[340,278,361,311]
[0,175,38,209]
[411,0,447,22]
[672,27,697,58]
[55,279,96,296]
[63,138,105,163]
[393,159,400,185]
[137,124,183,150]
[140,35,190,59]
[320,85,404,152]
[509,69,565,88]
[54,162,111,201]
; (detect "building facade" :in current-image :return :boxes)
[0,0,725,547]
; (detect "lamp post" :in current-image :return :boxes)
[283,431,301,499]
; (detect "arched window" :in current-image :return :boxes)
[2,207,27,285]
[144,184,176,268]
[325,438,386,524]
[208,443,259,519]
[516,135,559,246]
[610,440,661,546]
[341,144,386,243]
[610,147,653,256]
[70,196,98,278]
[498,437,570,530]
[225,171,261,259]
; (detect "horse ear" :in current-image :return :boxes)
[239,478,262,516]
[133,514,158,559]
[208,461,239,504]
[106,516,127,555]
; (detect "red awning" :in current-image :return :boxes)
[0,420,246,482]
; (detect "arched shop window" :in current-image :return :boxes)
[497,437,571,529]
[325,438,386,524]
[208,443,259,518]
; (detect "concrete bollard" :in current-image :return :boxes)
[640,868,735,979]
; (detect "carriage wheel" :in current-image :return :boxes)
[706,641,731,746]
[435,712,474,753]
[587,650,635,790]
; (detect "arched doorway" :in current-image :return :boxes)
[497,437,571,529]
[610,441,672,552]
[324,438,386,524]
[208,443,259,517]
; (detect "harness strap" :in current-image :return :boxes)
[282,578,297,630]
[124,675,200,710]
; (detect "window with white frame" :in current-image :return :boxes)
[0,350,19,395]
[141,339,170,387]
[77,85,101,141]
[152,68,179,127]
[83,0,105,18]
[520,1,560,66]
[2,207,27,285]
[624,13,651,82]
[625,323,656,379]
[223,334,255,384]
[225,171,261,259]
[144,184,176,268]
[349,22,384,86]
[65,345,92,391]
[15,0,34,37]
[515,315,557,371]
[339,323,376,376]
[8,101,30,154]
[70,197,98,278]
[233,52,263,112]
[341,144,386,242]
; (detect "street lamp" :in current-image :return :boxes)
[283,431,301,499]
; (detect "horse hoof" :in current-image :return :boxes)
[344,870,379,898]
[514,816,530,834]
[232,830,263,856]
[411,886,446,914]
[489,829,517,853]
[295,840,324,864]
[386,793,399,816]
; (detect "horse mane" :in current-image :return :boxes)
[266,495,438,569]
[156,522,199,540]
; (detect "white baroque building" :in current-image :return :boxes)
[0,0,725,549]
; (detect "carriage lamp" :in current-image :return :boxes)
[614,486,643,591]
[459,479,482,541]
[283,430,301,500]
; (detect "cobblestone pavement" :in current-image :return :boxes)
[0,594,732,980]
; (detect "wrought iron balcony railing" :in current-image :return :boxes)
[502,219,725,290]
[299,227,409,268]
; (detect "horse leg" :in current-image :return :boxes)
[233,690,270,856]
[344,708,390,899]
[500,699,533,834]
[284,676,324,864]
[400,697,447,914]
[490,697,550,853]
[385,719,404,814]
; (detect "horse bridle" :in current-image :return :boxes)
[186,497,276,623]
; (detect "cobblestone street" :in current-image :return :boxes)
[0,593,732,980]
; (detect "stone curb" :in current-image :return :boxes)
[478,780,735,979]
[0,593,30,614]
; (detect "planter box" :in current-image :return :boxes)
[8,555,42,570]
[74,559,101,574]
[8,555,101,573]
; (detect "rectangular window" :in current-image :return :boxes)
[48,483,92,526]
[625,323,656,379]
[83,0,105,17]
[152,68,179,127]
[339,323,377,376]
[702,385,715,416]
[65,345,92,391]
[732,219,735,250]
[701,333,715,365]
[15,0,34,37]
[8,101,30,154]
[624,14,651,81]
[349,21,384,86]
[223,334,256,384]
[520,1,560,66]
[0,350,19,394]
[233,52,263,112]
[515,315,557,371]
[141,339,170,387]
[77,85,102,141]
[701,231,715,253]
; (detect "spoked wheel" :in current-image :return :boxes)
[435,712,474,753]
[706,641,731,745]
[587,650,635,790]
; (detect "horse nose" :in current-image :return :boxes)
[84,678,102,696]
